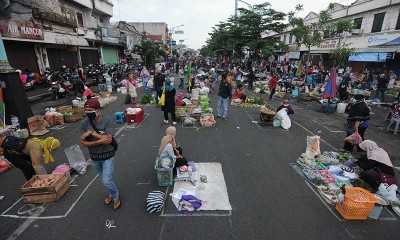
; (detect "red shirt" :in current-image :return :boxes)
[269,77,277,89]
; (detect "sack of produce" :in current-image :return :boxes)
[306,136,321,157]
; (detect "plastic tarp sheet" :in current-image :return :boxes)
[348,52,387,62]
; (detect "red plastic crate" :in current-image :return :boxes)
[125,106,144,125]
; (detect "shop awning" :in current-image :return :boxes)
[44,32,89,46]
[348,52,388,62]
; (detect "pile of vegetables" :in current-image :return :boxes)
[140,95,153,104]
[338,152,352,164]
[183,117,197,126]
[199,95,209,102]
[245,97,264,105]
[200,102,210,109]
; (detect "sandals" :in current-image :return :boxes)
[104,195,121,209]
[113,197,121,210]
[104,196,113,205]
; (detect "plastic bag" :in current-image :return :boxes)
[64,145,87,174]
[378,183,399,203]
[0,159,12,174]
[344,132,362,145]
[306,136,321,157]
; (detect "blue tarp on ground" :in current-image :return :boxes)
[348,52,387,62]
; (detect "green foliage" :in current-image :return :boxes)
[135,40,166,69]
[201,3,286,60]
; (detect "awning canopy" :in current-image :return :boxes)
[44,32,89,46]
[348,52,388,62]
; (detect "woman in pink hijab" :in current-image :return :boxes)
[355,140,396,188]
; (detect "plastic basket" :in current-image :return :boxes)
[154,157,176,187]
[200,119,216,127]
[335,187,377,220]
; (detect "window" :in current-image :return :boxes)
[354,17,362,29]
[76,12,84,27]
[371,12,385,33]
[289,34,292,43]
[396,11,400,30]
[100,18,104,23]
[283,34,286,43]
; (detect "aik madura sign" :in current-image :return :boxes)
[0,20,44,40]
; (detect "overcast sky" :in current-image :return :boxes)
[110,0,350,49]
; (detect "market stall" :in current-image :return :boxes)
[293,136,400,220]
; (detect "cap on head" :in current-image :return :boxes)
[84,99,100,109]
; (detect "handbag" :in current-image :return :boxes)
[89,120,118,151]
[159,83,166,106]
[344,121,356,134]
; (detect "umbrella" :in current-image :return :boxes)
[322,68,337,99]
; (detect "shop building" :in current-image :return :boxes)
[265,0,400,74]
[0,0,116,73]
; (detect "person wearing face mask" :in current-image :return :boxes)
[80,99,121,210]
[1,136,60,181]
[343,94,370,152]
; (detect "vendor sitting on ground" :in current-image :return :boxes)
[277,99,294,115]
[176,93,186,106]
[2,136,60,180]
[233,84,246,102]
[159,126,177,159]
[174,147,188,169]
[354,140,396,189]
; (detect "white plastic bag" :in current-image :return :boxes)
[64,144,87,174]
[378,183,399,203]
[147,79,154,89]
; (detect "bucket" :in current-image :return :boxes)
[120,87,127,94]
[337,103,348,114]
[72,99,80,107]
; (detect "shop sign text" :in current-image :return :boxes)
[0,20,44,40]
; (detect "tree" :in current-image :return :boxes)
[202,3,286,61]
[288,8,323,67]
[135,40,165,69]
[320,4,356,68]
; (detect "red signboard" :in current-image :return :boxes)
[0,20,44,40]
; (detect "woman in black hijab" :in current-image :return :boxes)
[343,94,370,152]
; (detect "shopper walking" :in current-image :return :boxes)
[178,67,185,89]
[269,74,278,100]
[217,74,232,120]
[375,73,388,102]
[80,99,121,210]
[153,69,165,107]
[161,78,177,125]
[140,67,150,88]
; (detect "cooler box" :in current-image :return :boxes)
[125,106,144,124]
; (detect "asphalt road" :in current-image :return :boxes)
[1,80,400,240]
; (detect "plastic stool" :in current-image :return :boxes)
[386,117,400,134]
[114,112,125,123]
[384,110,392,122]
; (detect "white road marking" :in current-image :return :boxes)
[7,206,46,240]
[292,120,337,150]
[137,178,151,185]
[311,119,345,133]
[247,115,288,131]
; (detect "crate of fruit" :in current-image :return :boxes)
[317,170,336,183]
[200,118,216,127]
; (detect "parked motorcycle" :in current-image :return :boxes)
[48,72,71,100]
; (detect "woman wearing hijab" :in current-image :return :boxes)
[158,127,177,158]
[175,93,186,106]
[338,74,350,101]
[343,94,370,152]
[355,140,396,188]
[161,78,177,125]
[2,137,60,180]
[140,67,150,87]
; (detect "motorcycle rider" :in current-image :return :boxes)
[70,68,83,97]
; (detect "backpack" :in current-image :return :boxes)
[1,136,27,152]
[178,195,202,214]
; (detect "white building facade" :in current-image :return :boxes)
[268,0,400,74]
